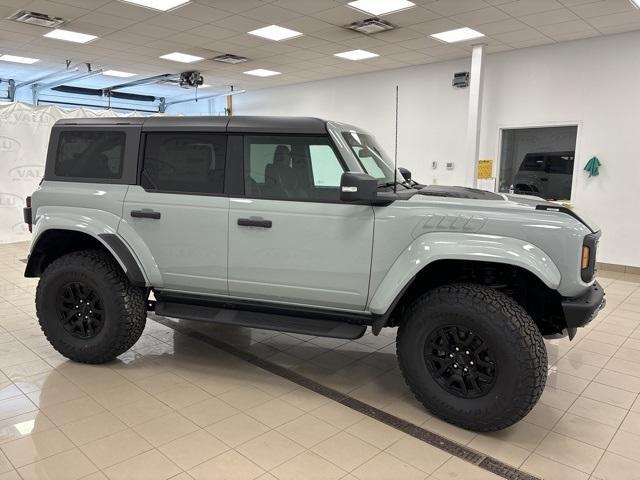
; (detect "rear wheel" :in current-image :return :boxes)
[36,250,147,364]
[397,283,547,431]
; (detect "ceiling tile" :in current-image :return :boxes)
[76,11,139,29]
[189,23,237,40]
[96,1,159,20]
[171,3,232,22]
[146,14,204,31]
[311,5,368,26]
[382,6,442,26]
[411,17,465,35]
[395,35,445,50]
[199,0,265,14]
[537,19,595,34]
[492,27,552,43]
[497,0,565,16]
[210,14,264,33]
[546,28,600,41]
[240,4,303,23]
[571,0,636,18]
[24,0,90,20]
[473,17,529,34]
[451,6,511,26]
[520,8,580,26]
[426,0,491,16]
[587,11,640,28]
[372,27,425,43]
[271,0,342,15]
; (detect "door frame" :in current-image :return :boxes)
[494,120,583,203]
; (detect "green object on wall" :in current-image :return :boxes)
[584,156,601,177]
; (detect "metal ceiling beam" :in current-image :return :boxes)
[32,68,104,104]
[106,73,178,92]
[15,63,82,90]
[162,89,246,112]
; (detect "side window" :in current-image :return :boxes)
[244,136,345,201]
[142,133,227,194]
[55,131,125,179]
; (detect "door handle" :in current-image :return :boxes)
[131,210,161,219]
[238,217,272,228]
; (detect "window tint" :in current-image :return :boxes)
[142,133,227,194]
[55,131,125,179]
[547,154,574,174]
[244,136,345,201]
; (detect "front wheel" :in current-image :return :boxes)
[36,250,147,364]
[397,283,547,431]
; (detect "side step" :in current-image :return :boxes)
[154,301,367,340]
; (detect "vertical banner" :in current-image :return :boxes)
[0,103,144,244]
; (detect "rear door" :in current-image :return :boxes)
[227,134,374,310]
[121,131,229,295]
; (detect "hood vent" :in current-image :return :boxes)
[213,54,249,64]
[8,10,66,28]
[347,17,394,34]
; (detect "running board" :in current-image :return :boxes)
[154,300,367,339]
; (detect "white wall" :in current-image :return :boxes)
[227,30,640,267]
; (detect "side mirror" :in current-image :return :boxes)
[340,172,377,204]
[398,167,412,182]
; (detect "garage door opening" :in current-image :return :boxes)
[498,125,578,201]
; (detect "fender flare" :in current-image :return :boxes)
[27,208,156,287]
[368,232,561,317]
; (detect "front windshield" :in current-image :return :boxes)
[342,131,396,184]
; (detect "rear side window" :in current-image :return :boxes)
[55,131,125,179]
[142,133,227,194]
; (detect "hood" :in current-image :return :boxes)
[412,185,599,233]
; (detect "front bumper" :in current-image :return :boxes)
[561,281,605,339]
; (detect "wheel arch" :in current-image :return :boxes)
[25,228,147,287]
[369,233,566,336]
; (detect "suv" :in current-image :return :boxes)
[23,116,604,432]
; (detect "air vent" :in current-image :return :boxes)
[8,10,66,28]
[347,17,394,34]
[213,54,249,64]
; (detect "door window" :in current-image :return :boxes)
[142,133,227,194]
[244,136,345,201]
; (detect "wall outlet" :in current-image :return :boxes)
[446,162,454,170]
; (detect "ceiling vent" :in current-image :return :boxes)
[8,10,66,28]
[347,17,394,35]
[213,54,249,64]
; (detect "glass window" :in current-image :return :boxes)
[142,133,227,194]
[55,131,125,179]
[341,131,394,183]
[499,126,577,201]
[244,136,345,201]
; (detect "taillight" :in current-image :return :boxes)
[24,196,32,233]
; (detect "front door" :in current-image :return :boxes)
[121,132,229,295]
[228,135,374,310]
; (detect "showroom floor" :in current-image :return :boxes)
[0,243,639,480]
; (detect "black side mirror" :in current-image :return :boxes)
[398,167,412,182]
[340,172,378,204]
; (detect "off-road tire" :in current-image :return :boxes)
[397,283,547,431]
[36,249,147,364]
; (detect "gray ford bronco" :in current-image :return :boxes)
[23,116,605,431]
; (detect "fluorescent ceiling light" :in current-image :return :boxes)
[159,52,204,63]
[630,0,640,8]
[43,28,97,43]
[120,0,190,11]
[431,27,484,43]
[0,54,39,64]
[103,70,136,78]
[347,0,415,16]
[248,25,302,41]
[199,84,212,88]
[244,69,281,77]
[334,49,379,60]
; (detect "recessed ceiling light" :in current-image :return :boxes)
[199,84,212,88]
[248,25,302,41]
[244,69,281,77]
[120,0,190,11]
[44,28,97,43]
[103,70,136,78]
[347,0,415,16]
[334,49,379,60]
[431,27,484,43]
[0,54,39,64]
[160,52,204,63]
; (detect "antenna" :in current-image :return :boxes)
[393,85,399,193]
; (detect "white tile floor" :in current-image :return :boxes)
[0,241,639,479]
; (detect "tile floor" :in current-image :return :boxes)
[0,241,639,479]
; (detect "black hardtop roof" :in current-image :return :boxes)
[53,115,329,134]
